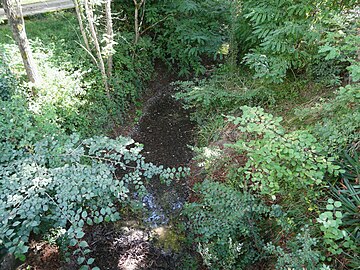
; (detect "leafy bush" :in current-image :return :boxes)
[0,12,156,137]
[185,180,269,269]
[147,0,231,76]
[233,0,359,83]
[0,134,183,266]
[317,151,360,267]
[185,106,345,269]
[0,95,63,153]
[238,0,321,82]
[226,106,341,199]
[265,227,327,270]
[0,42,89,133]
[111,32,155,107]
[175,75,274,115]
[317,9,360,84]
[174,66,278,128]
[0,56,17,101]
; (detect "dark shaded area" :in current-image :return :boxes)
[132,94,194,167]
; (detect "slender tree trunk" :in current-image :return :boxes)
[133,0,144,44]
[105,0,114,77]
[2,0,42,85]
[73,0,95,64]
[83,0,110,97]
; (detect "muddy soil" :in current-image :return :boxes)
[131,76,194,168]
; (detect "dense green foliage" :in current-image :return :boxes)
[0,0,359,268]
[185,180,269,269]
[146,0,230,76]
[184,107,344,269]
[173,2,359,268]
[0,12,154,136]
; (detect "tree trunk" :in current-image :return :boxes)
[133,0,144,44]
[2,0,42,86]
[83,0,110,98]
[73,0,96,64]
[105,0,114,77]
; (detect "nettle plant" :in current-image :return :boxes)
[226,106,342,200]
[0,135,186,268]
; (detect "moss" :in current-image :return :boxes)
[152,226,186,252]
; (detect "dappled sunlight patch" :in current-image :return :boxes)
[218,43,230,55]
[1,40,89,132]
[197,146,221,168]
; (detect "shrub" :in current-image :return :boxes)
[265,227,327,270]
[0,56,17,101]
[0,134,184,266]
[317,151,360,267]
[226,106,341,200]
[148,0,231,76]
[0,42,90,134]
[0,95,63,152]
[174,66,277,120]
[239,0,321,82]
[317,9,360,84]
[185,106,344,269]
[185,180,269,269]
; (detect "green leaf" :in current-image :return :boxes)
[77,256,85,264]
[87,218,93,225]
[327,199,334,204]
[82,211,88,219]
[69,239,78,247]
[334,201,342,208]
[76,231,85,239]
